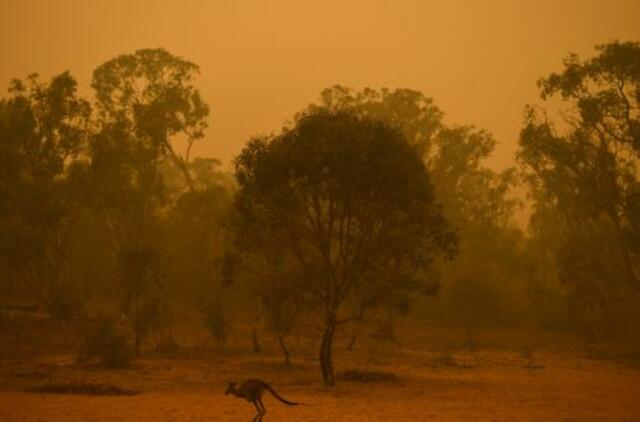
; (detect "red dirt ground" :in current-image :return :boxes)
[0,349,638,421]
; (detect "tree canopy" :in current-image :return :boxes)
[519,41,640,337]
[234,109,455,385]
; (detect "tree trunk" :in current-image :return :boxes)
[252,327,262,353]
[346,332,357,351]
[252,301,263,353]
[346,319,359,351]
[608,208,639,290]
[133,292,142,357]
[277,334,291,366]
[319,320,336,387]
[135,333,141,356]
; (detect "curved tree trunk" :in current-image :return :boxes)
[319,320,336,387]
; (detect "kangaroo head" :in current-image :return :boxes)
[225,381,237,395]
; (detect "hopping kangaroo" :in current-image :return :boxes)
[225,379,299,421]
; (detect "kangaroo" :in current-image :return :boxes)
[225,379,299,421]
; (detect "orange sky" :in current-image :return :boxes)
[1,0,639,170]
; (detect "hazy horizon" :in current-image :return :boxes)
[2,0,640,169]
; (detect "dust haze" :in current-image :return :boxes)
[1,1,640,421]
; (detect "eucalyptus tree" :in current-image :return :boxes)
[0,72,91,314]
[312,85,522,335]
[90,48,210,353]
[519,41,640,291]
[234,110,455,386]
[518,41,640,333]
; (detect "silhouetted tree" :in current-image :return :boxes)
[262,282,300,366]
[313,86,523,337]
[234,110,455,386]
[518,41,640,336]
[203,298,232,351]
[0,72,91,314]
[89,48,210,353]
[92,48,209,191]
[164,158,233,307]
[314,86,443,156]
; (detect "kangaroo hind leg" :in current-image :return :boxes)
[257,398,266,422]
[252,400,262,422]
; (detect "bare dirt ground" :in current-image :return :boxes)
[0,346,639,422]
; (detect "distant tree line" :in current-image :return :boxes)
[1,41,639,383]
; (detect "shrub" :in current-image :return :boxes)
[202,300,231,351]
[77,317,132,368]
[337,369,400,383]
[29,383,138,396]
[48,286,79,322]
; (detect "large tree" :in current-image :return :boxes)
[312,86,443,157]
[90,48,210,353]
[92,48,209,192]
[0,72,91,313]
[312,86,523,335]
[314,85,518,228]
[234,109,455,386]
[518,41,640,333]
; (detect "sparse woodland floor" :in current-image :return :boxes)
[1,327,639,421]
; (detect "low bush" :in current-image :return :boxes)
[29,383,138,396]
[77,317,132,368]
[202,301,231,351]
[337,369,400,383]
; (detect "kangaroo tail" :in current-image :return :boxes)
[264,383,299,406]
